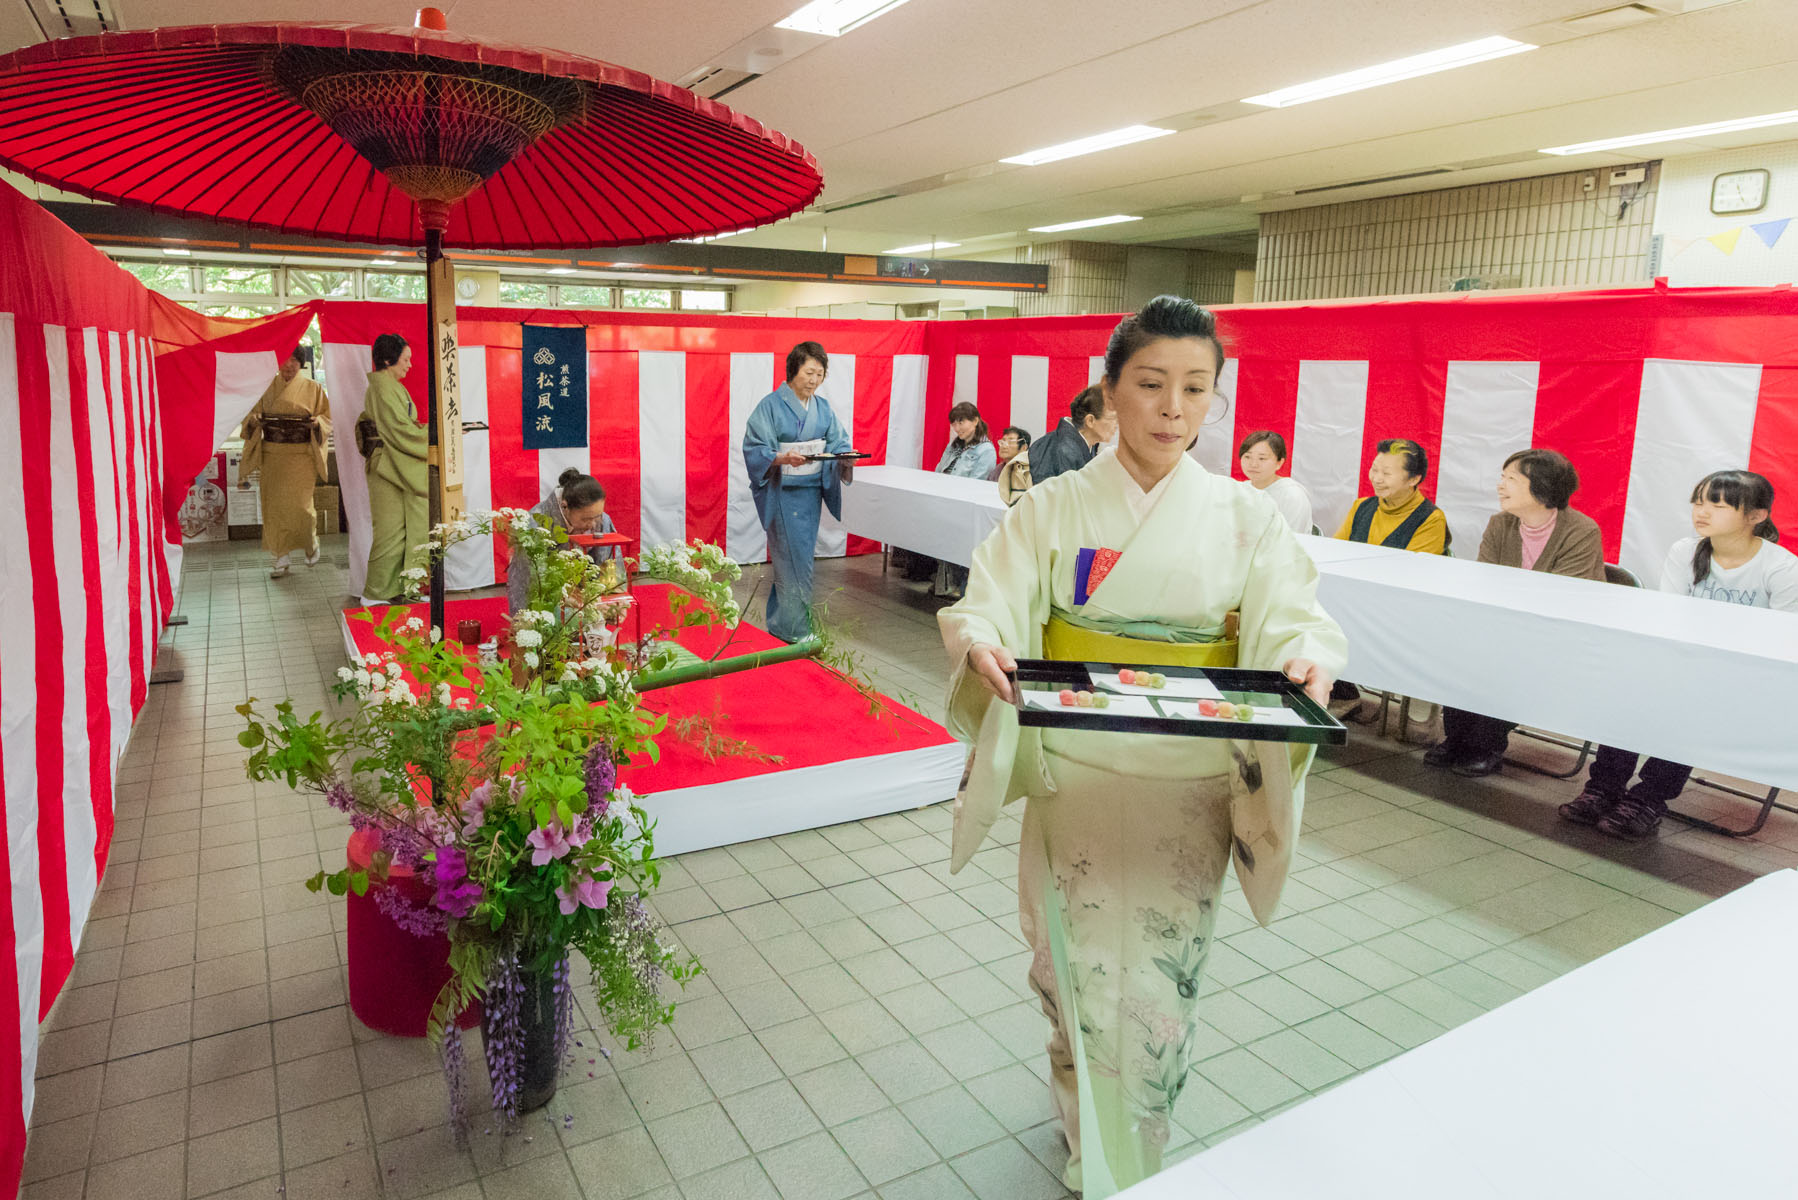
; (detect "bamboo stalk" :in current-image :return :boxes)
[633,638,823,692]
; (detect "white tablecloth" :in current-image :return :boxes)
[840,465,1007,566]
[1127,869,1798,1200]
[840,467,1798,791]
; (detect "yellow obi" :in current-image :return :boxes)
[1042,614,1237,669]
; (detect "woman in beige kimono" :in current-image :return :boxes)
[361,333,428,604]
[240,346,330,578]
[940,296,1346,1196]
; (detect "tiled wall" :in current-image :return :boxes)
[1254,162,1659,302]
[1014,241,1129,316]
[1015,243,1252,315]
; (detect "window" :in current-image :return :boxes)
[620,287,672,310]
[557,284,614,308]
[365,272,428,300]
[286,268,354,297]
[679,289,729,312]
[499,281,551,306]
[121,262,193,293]
[201,303,280,319]
[204,266,275,295]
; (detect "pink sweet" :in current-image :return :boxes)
[1118,668,1136,685]
[1198,699,1219,717]
[1058,689,1077,706]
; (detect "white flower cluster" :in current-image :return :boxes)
[557,656,615,685]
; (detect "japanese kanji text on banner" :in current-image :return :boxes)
[520,324,588,450]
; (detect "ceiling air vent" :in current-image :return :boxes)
[1560,5,1661,32]
[25,0,115,38]
[1292,168,1452,196]
[684,67,762,100]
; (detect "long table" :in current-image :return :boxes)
[1126,868,1798,1199]
[840,467,1798,793]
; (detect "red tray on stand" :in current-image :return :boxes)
[570,529,643,651]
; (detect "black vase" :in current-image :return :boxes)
[483,952,564,1115]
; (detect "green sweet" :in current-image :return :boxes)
[1235,705,1255,722]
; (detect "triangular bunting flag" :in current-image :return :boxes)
[1707,227,1743,255]
[1664,235,1696,258]
[1750,218,1791,249]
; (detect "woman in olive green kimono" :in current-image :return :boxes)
[939,296,1346,1196]
[361,333,428,604]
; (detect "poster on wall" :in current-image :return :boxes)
[178,451,230,543]
[520,324,588,449]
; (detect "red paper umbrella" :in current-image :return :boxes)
[0,15,822,248]
[0,10,824,626]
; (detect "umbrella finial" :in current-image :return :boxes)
[416,7,448,30]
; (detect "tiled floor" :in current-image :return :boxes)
[22,537,1798,1199]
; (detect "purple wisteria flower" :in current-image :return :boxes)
[556,876,613,916]
[431,846,483,918]
[324,781,355,812]
[583,743,616,814]
[375,885,448,938]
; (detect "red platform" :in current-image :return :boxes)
[340,585,962,854]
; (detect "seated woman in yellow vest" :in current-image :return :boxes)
[1335,438,1450,554]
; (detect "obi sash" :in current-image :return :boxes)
[260,415,313,444]
[1042,613,1238,669]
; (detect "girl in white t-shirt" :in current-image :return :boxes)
[1238,430,1314,533]
[1563,470,1794,840]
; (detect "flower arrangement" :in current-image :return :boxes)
[238,511,738,1140]
[637,538,743,627]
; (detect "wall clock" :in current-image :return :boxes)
[1710,169,1769,215]
[455,276,481,301]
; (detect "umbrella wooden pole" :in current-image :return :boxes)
[424,225,449,634]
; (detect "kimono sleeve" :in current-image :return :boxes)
[1236,506,1347,680]
[937,493,1050,744]
[822,399,853,453]
[742,394,780,485]
[372,380,428,464]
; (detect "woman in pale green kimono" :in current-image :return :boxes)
[361,333,428,605]
[940,296,1346,1196]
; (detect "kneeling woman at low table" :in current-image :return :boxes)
[939,296,1346,1195]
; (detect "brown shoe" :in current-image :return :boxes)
[1559,786,1617,826]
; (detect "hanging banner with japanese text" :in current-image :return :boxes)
[520,324,588,449]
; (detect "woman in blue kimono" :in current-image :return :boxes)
[742,341,855,642]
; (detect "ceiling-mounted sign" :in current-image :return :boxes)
[879,258,933,279]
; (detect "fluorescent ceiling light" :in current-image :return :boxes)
[1001,124,1174,166]
[776,0,915,37]
[1028,215,1141,233]
[547,268,575,275]
[1243,36,1535,108]
[882,241,960,255]
[162,247,191,256]
[1541,109,1798,155]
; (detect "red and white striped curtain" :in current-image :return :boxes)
[0,183,173,1192]
[0,181,310,1191]
[915,288,1798,581]
[316,303,931,596]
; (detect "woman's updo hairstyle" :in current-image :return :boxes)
[558,468,606,510]
[1102,295,1225,383]
[372,333,408,371]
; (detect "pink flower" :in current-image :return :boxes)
[527,821,573,866]
[557,876,614,915]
